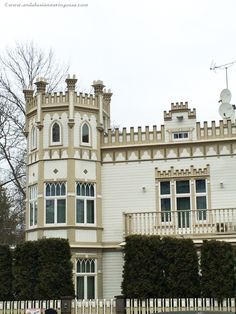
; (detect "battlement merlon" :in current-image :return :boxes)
[164,102,196,121]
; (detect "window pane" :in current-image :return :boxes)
[56,183,60,196]
[177,197,190,210]
[161,198,171,211]
[197,196,207,220]
[87,276,95,299]
[61,183,66,195]
[160,181,170,195]
[77,261,81,273]
[30,203,33,226]
[176,180,190,194]
[77,277,84,299]
[91,260,95,273]
[52,123,60,142]
[161,198,171,222]
[46,184,50,196]
[81,184,85,196]
[196,196,206,209]
[46,200,55,223]
[77,183,81,196]
[85,184,90,196]
[57,199,66,223]
[90,185,94,197]
[51,184,55,196]
[35,201,38,225]
[86,261,90,273]
[77,199,84,223]
[87,200,94,223]
[82,124,89,143]
[196,179,206,193]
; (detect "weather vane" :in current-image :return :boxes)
[210,60,236,121]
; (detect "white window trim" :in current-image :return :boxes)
[29,185,38,228]
[75,259,97,299]
[195,179,208,222]
[44,182,67,225]
[31,126,37,150]
[50,121,62,146]
[80,122,92,147]
[172,131,189,141]
[75,182,96,226]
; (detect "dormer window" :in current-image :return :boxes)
[51,122,61,145]
[173,131,189,140]
[82,123,90,144]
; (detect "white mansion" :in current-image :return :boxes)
[24,75,236,299]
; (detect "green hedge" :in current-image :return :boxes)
[13,238,74,300]
[201,240,235,299]
[35,238,74,299]
[122,236,235,298]
[13,241,39,300]
[0,245,13,300]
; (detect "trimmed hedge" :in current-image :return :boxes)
[122,236,235,298]
[0,245,13,300]
[35,238,74,299]
[13,238,74,300]
[201,240,235,299]
[161,237,200,297]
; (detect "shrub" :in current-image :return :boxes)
[201,240,235,299]
[0,245,13,300]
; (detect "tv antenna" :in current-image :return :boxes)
[210,61,236,121]
[210,60,236,88]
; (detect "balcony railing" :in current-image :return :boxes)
[124,208,236,237]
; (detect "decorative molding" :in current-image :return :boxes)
[155,165,210,179]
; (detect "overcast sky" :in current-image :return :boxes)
[1,0,236,128]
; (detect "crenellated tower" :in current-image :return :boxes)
[24,75,112,299]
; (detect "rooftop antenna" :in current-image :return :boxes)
[210,60,236,121]
[210,60,236,88]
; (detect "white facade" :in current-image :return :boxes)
[24,78,236,299]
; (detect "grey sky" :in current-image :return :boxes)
[1,0,236,128]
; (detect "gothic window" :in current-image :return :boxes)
[82,123,90,144]
[31,126,37,149]
[76,182,95,224]
[52,122,61,143]
[45,182,66,224]
[29,185,38,227]
[76,259,96,299]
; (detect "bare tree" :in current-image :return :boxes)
[0,41,69,243]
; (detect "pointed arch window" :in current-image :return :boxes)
[82,123,90,144]
[76,259,96,299]
[51,122,61,144]
[31,126,37,150]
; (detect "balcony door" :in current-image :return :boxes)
[177,197,190,228]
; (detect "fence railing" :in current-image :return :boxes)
[126,298,236,313]
[124,208,236,237]
[0,298,235,314]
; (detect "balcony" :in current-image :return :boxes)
[124,208,236,241]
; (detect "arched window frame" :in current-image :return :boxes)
[81,122,91,146]
[76,258,97,299]
[31,125,37,150]
[50,121,62,145]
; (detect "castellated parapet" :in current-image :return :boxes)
[164,102,196,121]
[24,76,112,119]
[102,118,236,147]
